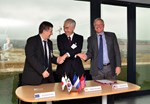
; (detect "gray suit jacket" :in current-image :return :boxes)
[86,32,121,76]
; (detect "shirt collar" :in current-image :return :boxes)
[40,34,47,42]
[97,32,104,36]
[67,33,74,40]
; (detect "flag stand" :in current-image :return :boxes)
[70,87,79,95]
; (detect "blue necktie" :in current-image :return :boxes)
[44,41,48,68]
[98,35,103,70]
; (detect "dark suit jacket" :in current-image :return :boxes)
[86,32,121,77]
[56,33,84,79]
[22,34,57,85]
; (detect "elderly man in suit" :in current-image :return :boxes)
[77,18,121,104]
[56,18,84,82]
[78,18,121,80]
[21,21,63,104]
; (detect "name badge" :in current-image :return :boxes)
[112,83,128,89]
[34,91,55,99]
[71,43,77,49]
[84,86,102,92]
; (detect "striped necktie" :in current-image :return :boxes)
[68,37,71,45]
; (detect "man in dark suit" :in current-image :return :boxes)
[56,18,84,82]
[21,21,63,104]
[78,18,121,80]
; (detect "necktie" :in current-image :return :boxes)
[43,41,48,68]
[68,37,71,45]
[98,35,103,70]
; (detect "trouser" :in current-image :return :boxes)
[92,65,117,80]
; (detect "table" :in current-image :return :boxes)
[15,80,140,104]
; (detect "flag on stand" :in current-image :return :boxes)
[73,74,80,91]
[61,74,68,91]
[64,74,67,82]
[61,76,66,90]
[84,75,86,86]
[78,74,86,91]
[66,78,72,92]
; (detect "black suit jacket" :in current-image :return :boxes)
[86,32,121,76]
[56,33,84,79]
[22,35,57,85]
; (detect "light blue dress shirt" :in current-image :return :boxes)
[97,32,110,64]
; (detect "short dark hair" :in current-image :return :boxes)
[39,21,53,34]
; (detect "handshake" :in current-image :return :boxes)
[57,53,87,64]
[76,53,87,60]
[57,53,68,64]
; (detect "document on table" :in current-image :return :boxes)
[95,79,116,84]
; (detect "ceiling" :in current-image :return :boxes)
[78,0,150,5]
[116,0,150,4]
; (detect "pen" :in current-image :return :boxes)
[45,67,48,71]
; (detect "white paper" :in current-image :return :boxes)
[96,79,116,84]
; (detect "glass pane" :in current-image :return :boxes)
[136,7,150,90]
[0,0,90,72]
[0,0,90,104]
[101,4,127,81]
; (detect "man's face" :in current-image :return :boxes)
[43,27,53,39]
[63,22,75,36]
[94,20,104,33]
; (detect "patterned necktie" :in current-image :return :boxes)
[43,41,48,68]
[98,35,103,70]
[68,37,71,45]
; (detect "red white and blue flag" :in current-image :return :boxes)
[61,73,86,92]
[78,74,86,91]
[73,74,80,91]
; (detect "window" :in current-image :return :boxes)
[0,0,90,72]
[0,0,90,104]
[136,7,150,90]
[101,4,127,81]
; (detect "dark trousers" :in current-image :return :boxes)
[107,95,114,104]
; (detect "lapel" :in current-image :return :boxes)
[93,34,98,55]
[37,35,45,58]
[63,33,70,45]
[72,33,77,44]
[104,32,111,56]
[47,40,52,59]
[47,40,52,50]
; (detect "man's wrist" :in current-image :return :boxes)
[66,52,70,57]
